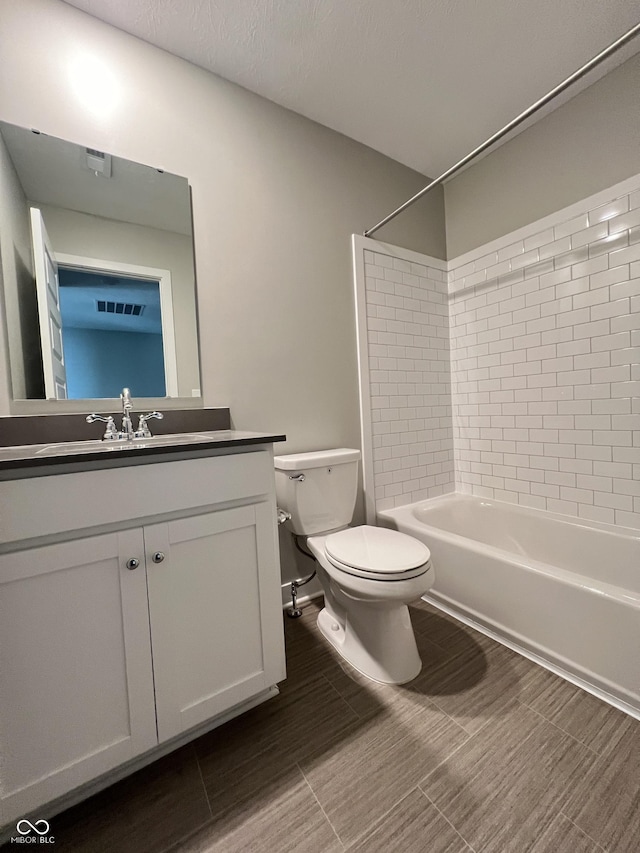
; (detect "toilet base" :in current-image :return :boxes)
[317,599,422,685]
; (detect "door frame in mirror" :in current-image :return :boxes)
[54,252,179,398]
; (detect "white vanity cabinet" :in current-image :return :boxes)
[0,446,286,829]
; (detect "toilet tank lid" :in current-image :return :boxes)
[274,448,361,470]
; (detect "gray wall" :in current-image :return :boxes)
[445,53,640,258]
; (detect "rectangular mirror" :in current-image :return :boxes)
[0,120,201,402]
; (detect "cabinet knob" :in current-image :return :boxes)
[126,558,140,570]
[152,552,165,564]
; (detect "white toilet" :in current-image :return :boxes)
[274,448,434,684]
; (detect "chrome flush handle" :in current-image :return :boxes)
[288,473,305,482]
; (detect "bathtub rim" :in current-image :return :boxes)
[386,490,640,541]
[379,493,640,605]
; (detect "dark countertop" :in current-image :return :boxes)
[0,430,286,474]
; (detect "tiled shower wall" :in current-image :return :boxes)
[363,249,454,511]
[448,184,640,528]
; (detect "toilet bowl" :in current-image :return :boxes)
[274,449,435,684]
[308,525,433,683]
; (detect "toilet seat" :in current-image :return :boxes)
[324,525,431,581]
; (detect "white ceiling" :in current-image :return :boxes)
[62,0,640,178]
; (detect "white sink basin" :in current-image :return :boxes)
[34,433,217,457]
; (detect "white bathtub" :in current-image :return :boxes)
[379,493,640,717]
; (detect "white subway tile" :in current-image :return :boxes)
[579,504,615,524]
[588,197,629,225]
[588,232,628,258]
[593,460,632,478]
[538,237,571,260]
[593,430,632,446]
[571,222,608,248]
[614,510,640,529]
[571,255,609,279]
[573,319,610,339]
[556,277,589,299]
[574,351,610,370]
[611,310,640,333]
[547,498,578,515]
[524,228,555,251]
[557,340,590,358]
[572,289,610,310]
[591,365,630,384]
[608,209,640,234]
[591,298,630,322]
[609,279,640,302]
[609,243,640,267]
[497,241,525,262]
[554,246,588,270]
[594,491,633,511]
[555,307,590,328]
[554,214,589,239]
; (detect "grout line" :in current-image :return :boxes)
[515,699,601,757]
[297,762,346,851]
[418,788,479,852]
[342,785,425,850]
[193,745,214,821]
[418,698,551,790]
[158,818,213,853]
[319,670,373,721]
[559,810,607,852]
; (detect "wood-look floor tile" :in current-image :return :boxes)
[421,702,599,853]
[528,813,604,853]
[518,669,638,755]
[282,606,342,689]
[300,695,468,846]
[167,766,342,853]
[413,638,530,734]
[347,788,472,853]
[49,745,211,853]
[194,673,360,819]
[563,724,640,852]
[409,601,479,654]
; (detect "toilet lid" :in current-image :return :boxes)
[324,525,430,574]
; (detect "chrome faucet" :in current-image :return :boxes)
[120,387,134,440]
[87,388,163,441]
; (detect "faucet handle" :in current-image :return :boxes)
[86,414,118,441]
[136,411,164,438]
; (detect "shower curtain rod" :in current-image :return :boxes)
[364,22,640,239]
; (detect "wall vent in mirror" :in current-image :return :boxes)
[0,120,202,404]
[97,301,144,316]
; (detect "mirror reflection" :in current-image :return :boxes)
[0,120,201,401]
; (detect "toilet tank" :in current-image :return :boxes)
[274,448,361,536]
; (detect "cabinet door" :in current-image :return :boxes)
[0,530,157,826]
[146,503,286,743]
